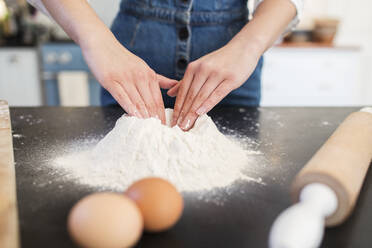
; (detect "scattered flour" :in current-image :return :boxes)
[13,133,24,138]
[53,109,262,193]
[321,121,331,126]
[360,107,372,114]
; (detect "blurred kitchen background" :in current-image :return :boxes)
[0,0,370,107]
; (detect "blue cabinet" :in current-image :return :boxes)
[40,43,101,106]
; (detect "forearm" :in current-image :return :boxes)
[229,0,297,57]
[38,0,115,48]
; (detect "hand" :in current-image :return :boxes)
[81,35,178,124]
[170,40,261,130]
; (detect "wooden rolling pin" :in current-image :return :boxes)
[0,100,20,248]
[291,108,372,226]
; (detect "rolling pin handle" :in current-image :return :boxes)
[269,183,338,248]
[300,183,338,218]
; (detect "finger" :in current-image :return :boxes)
[177,71,209,126]
[179,77,224,131]
[121,81,150,118]
[135,78,159,119]
[107,81,141,118]
[157,74,178,89]
[196,80,232,115]
[167,84,180,97]
[172,64,195,126]
[149,76,166,124]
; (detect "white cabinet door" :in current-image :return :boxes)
[261,47,362,106]
[0,48,42,106]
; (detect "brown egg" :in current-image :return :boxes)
[125,177,184,232]
[67,192,143,248]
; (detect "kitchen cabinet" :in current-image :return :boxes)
[261,46,362,106]
[0,48,42,106]
[41,43,100,106]
[39,44,363,107]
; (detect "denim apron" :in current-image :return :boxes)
[101,0,263,108]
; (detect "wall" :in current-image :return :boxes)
[299,0,372,104]
[89,0,120,27]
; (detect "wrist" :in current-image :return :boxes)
[228,34,266,61]
[79,27,118,51]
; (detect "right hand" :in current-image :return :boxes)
[81,34,178,124]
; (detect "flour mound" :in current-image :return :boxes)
[55,109,252,192]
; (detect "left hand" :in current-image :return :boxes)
[168,41,261,130]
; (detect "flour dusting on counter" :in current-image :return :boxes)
[360,107,372,114]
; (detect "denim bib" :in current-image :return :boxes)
[101,0,263,107]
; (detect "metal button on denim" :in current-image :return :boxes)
[177,58,188,70]
[178,27,189,40]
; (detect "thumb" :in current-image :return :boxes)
[157,74,179,89]
[167,84,180,97]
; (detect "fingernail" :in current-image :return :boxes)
[168,93,176,98]
[196,106,207,115]
[181,119,191,130]
[177,117,182,127]
[185,119,191,129]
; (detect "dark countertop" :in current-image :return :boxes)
[10,107,372,248]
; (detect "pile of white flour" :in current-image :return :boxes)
[53,109,259,192]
